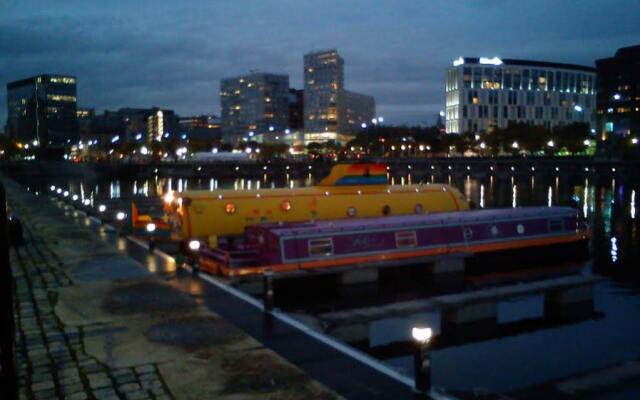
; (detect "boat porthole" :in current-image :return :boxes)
[415,203,424,214]
[517,224,525,235]
[463,227,473,240]
[490,225,499,236]
[382,205,391,216]
[281,200,292,212]
[347,207,357,217]
[225,203,236,214]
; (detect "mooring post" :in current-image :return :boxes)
[411,326,433,395]
[263,268,274,311]
[0,183,17,400]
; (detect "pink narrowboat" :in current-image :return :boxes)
[198,206,589,277]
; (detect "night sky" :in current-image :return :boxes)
[1,0,639,128]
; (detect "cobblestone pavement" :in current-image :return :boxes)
[4,177,340,400]
[12,225,174,400]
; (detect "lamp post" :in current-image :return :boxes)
[412,326,433,394]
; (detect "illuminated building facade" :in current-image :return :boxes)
[6,74,78,145]
[220,72,290,144]
[445,57,596,134]
[304,49,344,142]
[303,49,376,144]
[596,45,640,137]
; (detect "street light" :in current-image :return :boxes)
[584,139,591,146]
[116,211,126,221]
[512,141,519,149]
[632,138,639,145]
[411,326,433,393]
[547,140,555,147]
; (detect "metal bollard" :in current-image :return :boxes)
[263,268,274,311]
[0,184,17,400]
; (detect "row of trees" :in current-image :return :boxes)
[341,122,595,157]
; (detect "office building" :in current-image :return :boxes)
[220,72,290,144]
[344,90,375,133]
[303,49,376,144]
[91,107,176,143]
[596,45,640,137]
[6,74,78,146]
[445,57,596,134]
[178,115,221,141]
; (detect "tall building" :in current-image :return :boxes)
[6,74,78,146]
[76,107,95,141]
[303,49,376,144]
[304,49,344,142]
[445,57,596,134]
[596,45,640,137]
[220,72,290,144]
[344,90,375,133]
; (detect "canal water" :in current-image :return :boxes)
[15,169,640,394]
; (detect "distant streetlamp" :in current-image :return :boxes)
[583,139,591,146]
[632,138,639,145]
[411,326,433,393]
[512,141,519,149]
[547,140,555,148]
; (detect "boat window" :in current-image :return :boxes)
[281,200,292,212]
[225,203,236,214]
[517,223,525,235]
[395,231,417,248]
[463,227,473,240]
[382,205,391,216]
[347,207,357,217]
[549,219,564,232]
[415,203,424,214]
[490,225,499,236]
[308,238,333,256]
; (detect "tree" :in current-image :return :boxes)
[554,123,590,154]
[0,135,19,159]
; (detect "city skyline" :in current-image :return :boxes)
[1,0,640,129]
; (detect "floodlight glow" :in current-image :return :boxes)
[146,223,156,233]
[411,327,433,343]
[188,240,200,251]
[98,204,106,213]
[116,211,126,221]
[479,57,503,65]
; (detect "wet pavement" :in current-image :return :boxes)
[2,176,340,400]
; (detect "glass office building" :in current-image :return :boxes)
[445,57,596,134]
[596,45,640,137]
[220,72,290,144]
[6,74,78,146]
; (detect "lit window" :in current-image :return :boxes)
[281,200,291,212]
[308,238,333,256]
[225,203,236,214]
[395,231,417,248]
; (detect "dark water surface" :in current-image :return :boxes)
[16,169,640,393]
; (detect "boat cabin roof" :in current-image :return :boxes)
[257,206,576,237]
